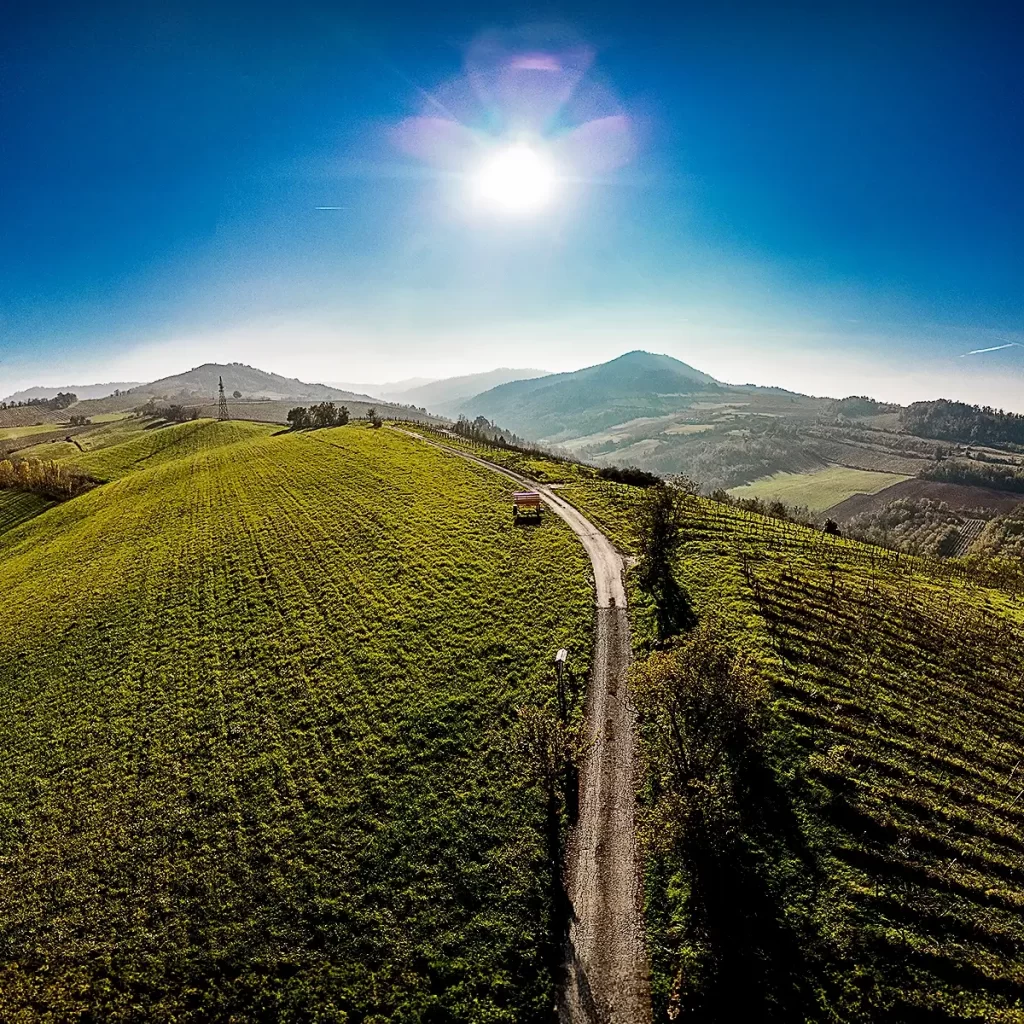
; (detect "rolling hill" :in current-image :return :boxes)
[126,362,375,402]
[0,419,593,1021]
[6,411,1024,1018]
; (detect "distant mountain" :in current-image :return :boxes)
[382,368,550,412]
[455,351,720,442]
[3,382,141,404]
[129,363,375,403]
[324,377,438,397]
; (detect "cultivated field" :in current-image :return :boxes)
[829,477,1024,520]
[0,423,64,441]
[728,465,908,512]
[560,478,1024,1020]
[0,422,594,1021]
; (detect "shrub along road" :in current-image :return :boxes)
[395,428,651,1023]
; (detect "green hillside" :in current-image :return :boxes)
[455,351,722,442]
[408,429,1024,1019]
[125,362,374,402]
[561,478,1024,1021]
[0,424,593,1021]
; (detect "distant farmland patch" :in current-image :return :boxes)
[0,423,63,441]
[728,465,908,512]
[828,477,1024,521]
[661,423,715,436]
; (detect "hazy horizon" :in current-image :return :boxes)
[6,321,1024,412]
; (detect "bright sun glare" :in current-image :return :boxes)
[471,144,558,215]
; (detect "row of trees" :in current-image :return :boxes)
[287,403,351,429]
[0,458,96,500]
[0,392,77,412]
[921,457,1024,493]
[451,415,530,448]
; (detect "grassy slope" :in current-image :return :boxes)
[563,480,1024,1021]
[0,491,53,536]
[728,465,909,512]
[19,417,278,480]
[0,424,593,1022]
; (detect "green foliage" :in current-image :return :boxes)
[922,457,1024,493]
[634,624,783,1018]
[160,402,200,423]
[826,396,901,420]
[0,424,593,1021]
[844,497,989,556]
[901,398,1024,446]
[635,485,695,641]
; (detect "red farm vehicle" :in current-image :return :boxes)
[512,490,542,520]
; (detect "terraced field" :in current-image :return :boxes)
[0,423,593,1021]
[0,491,53,536]
[560,479,1024,1020]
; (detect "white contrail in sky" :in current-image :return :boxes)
[960,342,1022,357]
[315,206,349,210]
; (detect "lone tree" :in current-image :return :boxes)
[636,483,695,640]
[232,390,242,400]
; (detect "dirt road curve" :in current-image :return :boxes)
[395,430,651,1022]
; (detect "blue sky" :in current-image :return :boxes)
[3,2,1023,404]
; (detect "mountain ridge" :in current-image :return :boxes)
[3,382,142,404]
[454,350,722,441]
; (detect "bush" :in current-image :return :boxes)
[161,404,199,424]
[596,465,661,488]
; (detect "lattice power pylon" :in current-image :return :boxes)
[218,376,230,421]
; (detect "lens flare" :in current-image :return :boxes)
[471,144,558,215]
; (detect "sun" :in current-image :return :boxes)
[471,144,558,215]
